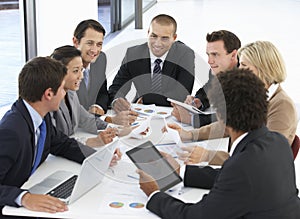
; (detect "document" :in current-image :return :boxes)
[131,103,172,118]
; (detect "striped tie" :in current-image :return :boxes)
[151,58,162,93]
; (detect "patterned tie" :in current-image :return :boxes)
[83,68,90,88]
[31,119,46,175]
[151,58,162,93]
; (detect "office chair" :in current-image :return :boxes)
[291,135,300,160]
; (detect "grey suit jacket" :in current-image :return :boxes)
[51,91,107,136]
[77,52,109,112]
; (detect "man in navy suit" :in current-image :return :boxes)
[108,14,195,112]
[137,68,300,218]
[0,57,97,218]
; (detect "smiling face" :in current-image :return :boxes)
[73,28,103,68]
[206,40,237,75]
[147,21,177,57]
[64,56,83,91]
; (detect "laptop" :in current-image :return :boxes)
[28,140,118,204]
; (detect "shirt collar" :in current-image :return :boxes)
[23,99,43,133]
[150,50,168,64]
[267,83,279,101]
[84,64,91,72]
[229,132,248,156]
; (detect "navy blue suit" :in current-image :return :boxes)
[0,99,95,218]
[147,126,300,218]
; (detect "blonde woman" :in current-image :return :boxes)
[168,41,298,165]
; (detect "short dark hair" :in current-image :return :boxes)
[50,45,81,66]
[206,30,241,53]
[208,68,268,132]
[151,14,177,35]
[19,57,67,102]
[73,19,106,43]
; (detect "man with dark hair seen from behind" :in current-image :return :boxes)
[137,68,300,218]
[0,57,97,218]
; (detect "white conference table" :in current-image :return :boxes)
[3,107,228,218]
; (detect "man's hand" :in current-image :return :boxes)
[177,146,209,164]
[85,128,117,147]
[137,170,159,197]
[111,110,138,126]
[171,103,192,124]
[98,128,117,144]
[110,148,122,166]
[184,95,202,108]
[21,193,68,213]
[113,98,131,113]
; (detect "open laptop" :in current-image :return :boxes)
[28,140,118,204]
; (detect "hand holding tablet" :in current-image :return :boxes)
[126,141,182,192]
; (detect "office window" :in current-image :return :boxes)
[0,0,22,107]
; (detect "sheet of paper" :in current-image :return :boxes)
[129,115,152,139]
[163,118,184,147]
[131,103,172,118]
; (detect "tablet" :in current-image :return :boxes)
[126,141,182,191]
[167,98,215,115]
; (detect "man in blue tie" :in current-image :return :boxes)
[0,57,120,217]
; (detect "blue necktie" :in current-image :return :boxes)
[151,58,162,93]
[31,120,46,175]
[83,68,90,88]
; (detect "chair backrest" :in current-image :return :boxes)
[291,135,300,160]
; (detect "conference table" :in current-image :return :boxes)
[3,105,228,218]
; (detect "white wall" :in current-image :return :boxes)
[35,0,98,56]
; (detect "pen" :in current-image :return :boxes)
[127,174,139,180]
[191,99,196,107]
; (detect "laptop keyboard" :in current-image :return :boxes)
[47,175,78,199]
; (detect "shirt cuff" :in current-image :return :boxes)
[148,190,160,201]
[15,191,28,206]
[90,104,103,110]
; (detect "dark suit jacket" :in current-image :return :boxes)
[77,52,109,112]
[0,99,95,218]
[108,41,195,106]
[147,126,300,219]
[192,69,217,128]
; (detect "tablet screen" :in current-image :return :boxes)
[126,141,182,191]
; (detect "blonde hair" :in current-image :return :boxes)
[238,41,286,85]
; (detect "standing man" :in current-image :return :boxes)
[137,68,300,218]
[73,19,109,115]
[172,30,241,128]
[108,14,195,112]
[0,57,97,217]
